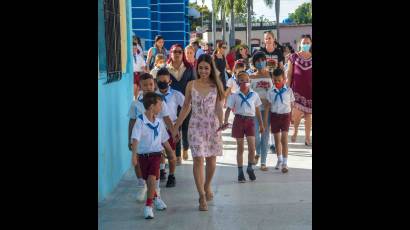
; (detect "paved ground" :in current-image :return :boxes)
[98,114,312,230]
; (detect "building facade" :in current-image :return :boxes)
[98,0,134,202]
[131,0,191,51]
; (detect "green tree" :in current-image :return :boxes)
[262,0,280,41]
[213,0,246,47]
[189,2,212,32]
[288,2,312,24]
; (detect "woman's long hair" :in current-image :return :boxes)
[196,54,225,100]
[167,44,193,69]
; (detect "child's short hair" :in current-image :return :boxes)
[143,92,162,110]
[154,54,165,65]
[139,73,154,81]
[237,70,249,80]
[273,68,285,78]
[156,67,170,78]
[252,51,267,66]
[234,59,246,71]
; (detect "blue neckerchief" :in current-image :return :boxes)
[238,91,254,108]
[273,87,287,104]
[138,95,144,103]
[138,114,159,139]
[232,75,240,87]
[157,89,171,103]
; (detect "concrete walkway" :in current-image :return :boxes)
[99,114,312,230]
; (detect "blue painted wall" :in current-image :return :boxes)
[98,0,134,202]
[131,0,190,51]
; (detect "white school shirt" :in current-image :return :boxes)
[226,89,262,117]
[155,88,185,123]
[226,75,239,94]
[131,113,169,154]
[266,85,295,114]
[128,92,170,120]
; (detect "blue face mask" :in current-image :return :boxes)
[255,61,266,69]
[301,44,311,52]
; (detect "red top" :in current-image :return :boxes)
[226,52,236,71]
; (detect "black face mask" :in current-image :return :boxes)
[157,81,169,90]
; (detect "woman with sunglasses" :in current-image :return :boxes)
[213,41,232,90]
[166,44,196,164]
[236,44,251,70]
[287,35,312,146]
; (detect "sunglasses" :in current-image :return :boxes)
[221,46,227,49]
[172,50,183,54]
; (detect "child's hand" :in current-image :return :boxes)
[217,123,229,132]
[259,125,265,134]
[171,126,180,142]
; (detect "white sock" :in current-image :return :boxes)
[156,180,161,196]
[278,155,283,162]
[138,178,145,185]
[160,163,165,170]
[283,157,288,165]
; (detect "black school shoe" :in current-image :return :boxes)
[238,173,246,183]
[166,174,176,187]
[160,169,167,181]
[246,168,256,181]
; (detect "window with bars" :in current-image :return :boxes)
[103,0,122,84]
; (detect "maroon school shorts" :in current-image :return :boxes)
[134,72,140,85]
[138,153,161,180]
[270,112,291,133]
[232,114,256,138]
[167,129,176,150]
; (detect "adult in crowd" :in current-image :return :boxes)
[260,31,285,70]
[286,34,312,146]
[185,45,197,68]
[172,54,225,211]
[146,35,168,71]
[213,41,231,89]
[236,44,251,70]
[191,40,205,60]
[166,44,196,163]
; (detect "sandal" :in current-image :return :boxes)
[182,150,188,160]
[199,194,208,211]
[260,164,268,171]
[206,191,214,201]
[254,155,260,164]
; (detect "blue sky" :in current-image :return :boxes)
[191,0,311,22]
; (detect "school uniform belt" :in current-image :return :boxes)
[139,152,163,157]
[235,114,255,120]
[270,112,290,117]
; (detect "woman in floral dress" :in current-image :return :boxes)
[173,54,225,211]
